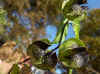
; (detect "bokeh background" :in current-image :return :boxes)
[0,0,100,74]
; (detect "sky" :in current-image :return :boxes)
[88,0,100,8]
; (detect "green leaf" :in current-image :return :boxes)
[52,19,68,44]
[0,8,7,25]
[9,64,20,74]
[41,38,51,45]
[0,8,9,35]
[72,12,87,39]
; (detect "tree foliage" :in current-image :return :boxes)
[79,9,100,73]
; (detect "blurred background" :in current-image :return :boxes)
[0,0,100,74]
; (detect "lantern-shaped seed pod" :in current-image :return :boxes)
[58,38,89,68]
[61,0,87,20]
[27,39,57,70]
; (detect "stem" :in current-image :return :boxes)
[45,20,69,56]
[68,69,73,74]
[18,57,30,64]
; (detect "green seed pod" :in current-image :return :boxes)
[62,0,87,20]
[27,40,57,70]
[58,38,89,68]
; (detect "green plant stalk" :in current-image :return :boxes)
[69,69,73,74]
